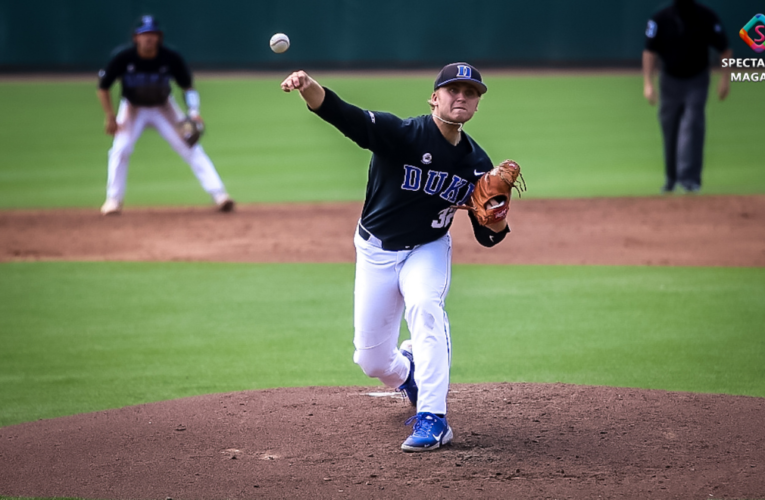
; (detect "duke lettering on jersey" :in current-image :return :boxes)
[423,171,448,195]
[439,176,469,203]
[123,72,171,88]
[400,165,473,204]
[401,165,422,191]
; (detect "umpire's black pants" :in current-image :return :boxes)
[658,70,710,191]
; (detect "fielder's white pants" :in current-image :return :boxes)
[353,227,452,415]
[106,97,226,202]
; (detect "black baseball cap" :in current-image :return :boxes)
[434,62,487,95]
[135,15,161,34]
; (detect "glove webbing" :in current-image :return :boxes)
[499,169,527,198]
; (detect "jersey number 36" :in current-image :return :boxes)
[431,207,456,229]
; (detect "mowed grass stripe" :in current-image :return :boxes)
[1,262,763,428]
[0,73,763,210]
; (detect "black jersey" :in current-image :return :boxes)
[98,45,192,106]
[645,2,728,79]
[313,88,508,250]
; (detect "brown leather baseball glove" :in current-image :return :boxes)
[456,159,526,226]
[176,116,204,147]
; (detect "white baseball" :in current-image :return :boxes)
[270,33,290,54]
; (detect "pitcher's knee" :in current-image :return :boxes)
[354,348,395,379]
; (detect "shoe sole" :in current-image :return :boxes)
[401,426,453,452]
[101,201,122,215]
[218,200,235,212]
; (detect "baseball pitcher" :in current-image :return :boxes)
[282,63,523,452]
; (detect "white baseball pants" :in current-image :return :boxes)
[105,97,227,203]
[353,227,452,415]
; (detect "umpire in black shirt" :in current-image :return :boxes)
[642,0,732,193]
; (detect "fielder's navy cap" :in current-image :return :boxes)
[135,15,161,34]
[434,62,487,95]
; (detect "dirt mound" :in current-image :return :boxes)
[1,383,763,499]
[2,195,764,266]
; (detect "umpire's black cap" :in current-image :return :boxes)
[434,62,487,95]
[135,15,162,34]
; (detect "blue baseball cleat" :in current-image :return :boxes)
[397,340,417,406]
[401,412,453,452]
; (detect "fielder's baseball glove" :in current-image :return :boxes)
[456,159,526,226]
[177,116,204,147]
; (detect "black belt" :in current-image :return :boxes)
[357,224,373,241]
[357,225,413,251]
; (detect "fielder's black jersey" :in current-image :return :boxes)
[313,88,508,250]
[98,45,192,106]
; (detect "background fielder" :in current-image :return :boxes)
[281,63,511,452]
[97,15,234,215]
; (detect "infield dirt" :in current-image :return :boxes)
[1,195,764,499]
[2,195,764,266]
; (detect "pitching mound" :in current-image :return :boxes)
[1,383,763,499]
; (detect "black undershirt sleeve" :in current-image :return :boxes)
[312,87,411,154]
[171,51,193,89]
[98,52,125,90]
[468,210,510,247]
[311,88,372,149]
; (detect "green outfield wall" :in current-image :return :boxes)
[0,0,762,71]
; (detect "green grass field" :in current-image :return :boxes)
[1,262,763,428]
[0,73,763,210]
[1,74,763,434]
[0,72,763,500]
